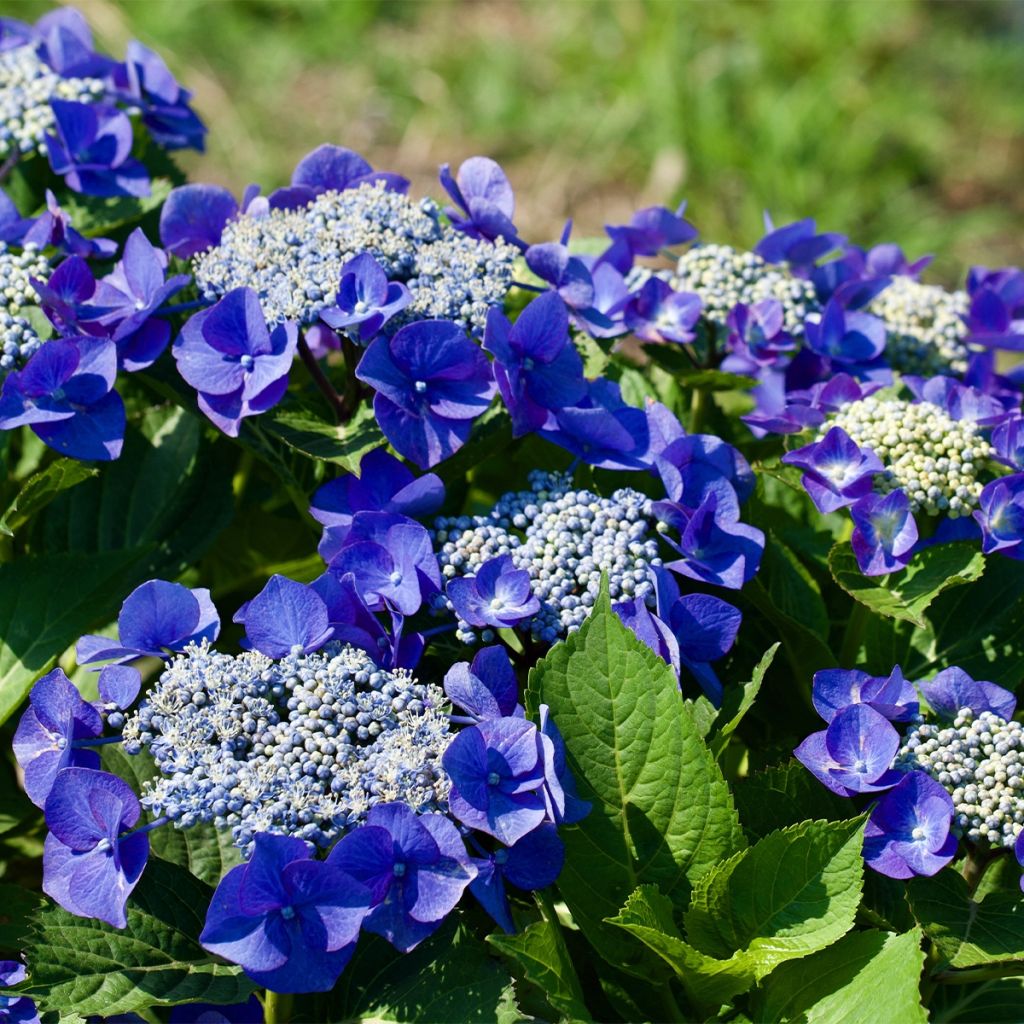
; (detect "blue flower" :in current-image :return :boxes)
[289,143,408,199]
[782,426,883,513]
[623,278,702,345]
[43,768,150,928]
[89,228,189,371]
[600,202,697,272]
[919,667,1016,721]
[13,668,102,808]
[111,40,206,152]
[863,772,958,879]
[655,432,755,510]
[992,413,1024,470]
[320,252,411,344]
[439,156,521,246]
[328,512,442,617]
[0,961,38,1024]
[328,802,476,952]
[173,287,298,437]
[0,335,124,460]
[536,705,590,825]
[469,823,564,933]
[356,319,495,469]
[755,214,844,273]
[77,579,220,665]
[540,379,652,471]
[444,646,523,722]
[483,291,586,436]
[805,298,887,366]
[974,473,1024,560]
[850,490,918,576]
[810,667,919,724]
[159,183,247,259]
[234,575,334,659]
[310,571,424,670]
[200,833,372,993]
[311,448,444,546]
[722,299,795,374]
[21,189,116,258]
[44,101,149,198]
[443,717,553,845]
[446,554,541,630]
[657,491,764,590]
[794,704,902,797]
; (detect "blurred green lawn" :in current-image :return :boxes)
[11,0,1024,282]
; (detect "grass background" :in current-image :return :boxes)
[10,0,1024,283]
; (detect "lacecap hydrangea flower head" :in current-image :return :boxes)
[15,573,586,991]
[795,664,1024,882]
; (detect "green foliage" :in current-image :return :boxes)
[609,818,864,1013]
[0,460,97,537]
[526,584,744,975]
[829,542,986,628]
[907,870,1024,977]
[14,858,256,1017]
[750,927,928,1023]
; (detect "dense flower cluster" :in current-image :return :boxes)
[795,665,1023,879]
[0,9,205,195]
[123,641,453,851]
[0,242,49,371]
[434,470,663,643]
[13,572,586,990]
[779,375,1020,574]
[0,43,103,160]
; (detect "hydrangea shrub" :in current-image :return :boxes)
[3,9,1024,1023]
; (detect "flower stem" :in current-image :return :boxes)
[155,298,211,317]
[689,386,712,434]
[0,152,18,184]
[838,600,869,667]
[72,735,124,748]
[263,989,293,1024]
[962,843,995,897]
[340,335,362,417]
[297,335,348,421]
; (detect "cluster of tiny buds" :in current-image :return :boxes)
[0,312,43,372]
[826,396,993,517]
[0,45,104,158]
[670,242,819,334]
[898,707,1024,848]
[121,640,452,854]
[193,183,516,334]
[433,470,662,644]
[868,277,971,377]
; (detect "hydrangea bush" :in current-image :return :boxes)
[3,10,1024,1023]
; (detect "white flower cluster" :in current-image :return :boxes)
[898,708,1024,849]
[0,243,49,374]
[0,45,104,159]
[122,641,452,853]
[868,276,971,376]
[434,470,662,644]
[193,182,516,333]
[672,243,818,334]
[826,396,992,517]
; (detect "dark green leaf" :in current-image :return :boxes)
[733,762,852,839]
[0,459,97,537]
[15,858,256,1016]
[526,585,744,974]
[830,542,986,628]
[707,643,779,758]
[260,399,384,472]
[488,918,591,1021]
[908,870,1024,976]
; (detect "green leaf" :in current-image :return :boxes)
[57,176,173,236]
[609,819,865,1012]
[526,585,744,974]
[0,409,233,724]
[829,542,986,627]
[907,870,1024,976]
[750,927,927,1023]
[260,398,384,472]
[759,537,830,640]
[733,762,852,840]
[930,978,1024,1022]
[15,858,256,1017]
[329,918,523,1023]
[0,883,44,950]
[706,643,779,758]
[488,918,591,1021]
[682,817,865,963]
[0,548,150,724]
[0,459,97,536]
